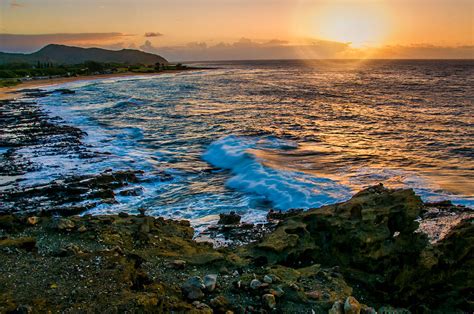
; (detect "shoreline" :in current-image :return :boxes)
[0,70,193,100]
[0,93,473,311]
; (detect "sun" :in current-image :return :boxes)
[294,2,391,48]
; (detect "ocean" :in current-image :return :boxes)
[5,59,473,229]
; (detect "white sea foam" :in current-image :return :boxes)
[203,135,353,210]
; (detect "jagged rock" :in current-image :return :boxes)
[250,279,262,289]
[218,211,241,225]
[344,296,361,314]
[182,276,205,300]
[262,294,276,309]
[204,274,218,292]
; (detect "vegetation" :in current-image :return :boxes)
[0,61,190,80]
[0,79,21,87]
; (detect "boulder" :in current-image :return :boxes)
[344,296,361,314]
[204,274,218,292]
[262,294,276,309]
[218,211,241,225]
[182,276,205,300]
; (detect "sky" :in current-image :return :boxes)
[1,0,473,61]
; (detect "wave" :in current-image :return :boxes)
[202,135,352,210]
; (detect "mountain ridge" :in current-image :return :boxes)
[0,44,168,65]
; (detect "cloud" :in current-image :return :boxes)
[0,33,132,53]
[144,32,163,38]
[150,38,351,61]
[339,44,474,59]
[10,0,24,8]
[139,40,155,52]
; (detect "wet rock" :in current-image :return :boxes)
[250,279,262,290]
[204,274,218,292]
[54,88,75,95]
[57,219,75,231]
[262,294,276,309]
[218,211,241,225]
[119,187,143,196]
[182,276,205,300]
[267,208,303,221]
[344,296,361,314]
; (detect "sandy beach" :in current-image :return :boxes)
[0,71,184,100]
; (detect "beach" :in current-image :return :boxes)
[0,70,190,100]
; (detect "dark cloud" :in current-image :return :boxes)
[144,32,163,38]
[0,33,131,53]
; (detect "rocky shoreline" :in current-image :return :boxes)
[0,185,472,313]
[0,94,473,313]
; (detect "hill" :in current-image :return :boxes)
[0,44,168,65]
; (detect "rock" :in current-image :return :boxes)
[378,306,410,314]
[218,211,241,225]
[210,295,230,312]
[361,306,377,314]
[182,276,205,300]
[250,279,262,289]
[344,296,361,314]
[57,219,75,231]
[262,294,276,309]
[329,301,344,314]
[0,237,36,251]
[219,266,229,274]
[78,225,87,233]
[204,274,218,292]
[263,274,273,283]
[15,304,33,313]
[171,259,186,269]
[305,291,321,300]
[119,187,143,196]
[270,286,285,297]
[27,216,40,225]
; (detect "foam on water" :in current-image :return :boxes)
[4,60,472,227]
[203,135,353,210]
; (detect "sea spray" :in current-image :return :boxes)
[202,135,352,210]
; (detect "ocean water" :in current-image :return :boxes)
[9,60,474,228]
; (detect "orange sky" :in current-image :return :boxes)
[1,0,473,60]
